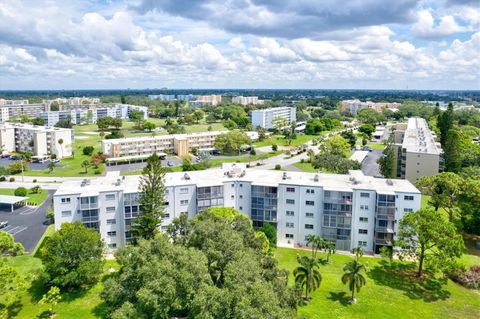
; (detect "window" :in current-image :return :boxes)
[286,187,295,193]
[108,243,117,248]
[61,197,71,204]
[286,222,294,228]
[305,212,314,218]
[360,192,370,198]
[306,200,315,206]
[285,233,294,239]
[106,219,116,225]
[107,231,117,237]
[305,224,314,229]
[106,206,116,212]
[61,210,71,217]
[358,229,368,234]
[404,208,413,212]
[306,189,315,194]
[231,183,234,188]
[286,199,295,205]
[180,200,189,205]
[359,217,368,223]
[286,210,294,216]
[240,183,243,187]
[358,241,367,247]
[404,195,414,201]
[105,194,115,201]
[360,205,369,211]
[164,213,170,218]
[180,187,189,194]
[240,195,243,199]
[239,206,243,210]
[231,195,234,199]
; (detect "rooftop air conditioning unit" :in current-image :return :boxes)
[314,175,319,182]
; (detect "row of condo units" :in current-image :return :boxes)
[40,104,148,126]
[101,130,259,161]
[53,164,421,252]
[0,123,73,159]
[341,99,401,115]
[45,97,101,105]
[251,107,296,129]
[393,117,443,183]
[0,100,49,122]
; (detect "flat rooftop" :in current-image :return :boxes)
[55,165,420,197]
[0,123,72,132]
[402,118,441,155]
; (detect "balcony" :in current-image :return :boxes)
[375,238,393,245]
[80,203,98,210]
[375,225,394,233]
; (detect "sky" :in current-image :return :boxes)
[0,0,479,90]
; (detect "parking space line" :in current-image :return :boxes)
[1,225,15,232]
[5,226,19,234]
[12,226,27,235]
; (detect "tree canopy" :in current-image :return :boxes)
[214,130,252,155]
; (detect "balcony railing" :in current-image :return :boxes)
[375,238,393,245]
[375,226,394,233]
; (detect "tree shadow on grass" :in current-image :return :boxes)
[5,300,23,319]
[368,260,450,302]
[28,272,90,304]
[327,291,351,307]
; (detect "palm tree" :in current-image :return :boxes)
[58,138,64,159]
[294,255,322,300]
[47,162,55,173]
[81,160,89,173]
[325,241,336,263]
[352,246,364,261]
[306,149,314,163]
[341,259,367,304]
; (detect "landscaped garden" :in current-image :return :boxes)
[0,187,48,206]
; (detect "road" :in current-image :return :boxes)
[0,190,54,253]
[361,150,382,176]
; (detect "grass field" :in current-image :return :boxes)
[293,161,318,172]
[0,188,48,205]
[275,247,480,319]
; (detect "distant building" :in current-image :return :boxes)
[176,94,196,101]
[232,96,265,105]
[394,118,443,183]
[40,104,148,126]
[189,95,222,107]
[251,107,296,129]
[54,165,421,252]
[0,102,49,122]
[148,94,176,102]
[0,123,73,159]
[341,99,400,115]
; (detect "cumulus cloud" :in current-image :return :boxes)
[133,0,420,39]
[412,10,470,39]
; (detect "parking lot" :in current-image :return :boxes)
[0,157,64,171]
[106,156,183,173]
[0,190,53,253]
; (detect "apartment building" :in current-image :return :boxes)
[341,99,400,115]
[148,94,176,101]
[0,99,29,105]
[251,107,296,129]
[40,104,148,126]
[0,123,73,158]
[102,131,227,161]
[189,95,222,107]
[0,103,50,122]
[394,117,442,183]
[232,96,265,106]
[54,165,421,252]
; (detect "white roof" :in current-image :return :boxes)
[55,165,420,196]
[350,151,369,163]
[0,195,28,204]
[402,118,441,155]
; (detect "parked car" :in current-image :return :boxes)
[9,155,18,160]
[167,161,174,167]
[51,159,60,163]
[0,221,8,229]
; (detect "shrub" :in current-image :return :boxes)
[9,177,15,182]
[256,162,261,166]
[14,187,28,197]
[272,144,278,151]
[250,148,256,156]
[274,164,281,170]
[83,146,95,156]
[246,164,250,168]
[30,185,42,194]
[0,176,6,182]
[450,265,480,289]
[105,130,124,139]
[33,179,37,183]
[300,158,305,163]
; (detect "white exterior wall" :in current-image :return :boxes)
[251,107,296,129]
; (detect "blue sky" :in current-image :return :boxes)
[0,0,478,90]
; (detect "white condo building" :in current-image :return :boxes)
[232,96,265,106]
[251,107,296,129]
[54,164,421,253]
[0,123,73,158]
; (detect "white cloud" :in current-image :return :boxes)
[412,10,469,39]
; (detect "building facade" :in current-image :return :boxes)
[0,123,73,158]
[394,118,443,183]
[54,165,421,252]
[232,96,265,105]
[251,107,296,129]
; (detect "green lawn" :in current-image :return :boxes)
[0,188,48,205]
[368,143,386,150]
[293,162,318,172]
[209,151,283,167]
[275,247,480,319]
[253,134,318,148]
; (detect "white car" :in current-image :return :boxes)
[0,221,8,229]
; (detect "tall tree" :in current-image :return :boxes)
[294,256,322,300]
[40,222,104,289]
[377,134,396,178]
[133,153,166,240]
[341,259,367,304]
[437,102,454,147]
[397,208,464,278]
[340,130,357,148]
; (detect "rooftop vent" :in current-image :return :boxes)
[313,174,319,182]
[183,173,190,180]
[282,172,288,180]
[386,179,394,186]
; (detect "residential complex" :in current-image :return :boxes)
[0,123,73,159]
[0,101,49,122]
[40,104,148,126]
[232,96,265,105]
[54,165,421,252]
[189,95,222,107]
[251,107,296,129]
[341,99,400,115]
[394,117,443,183]
[102,131,224,160]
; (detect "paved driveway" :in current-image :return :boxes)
[0,158,64,171]
[361,150,382,176]
[0,190,54,253]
